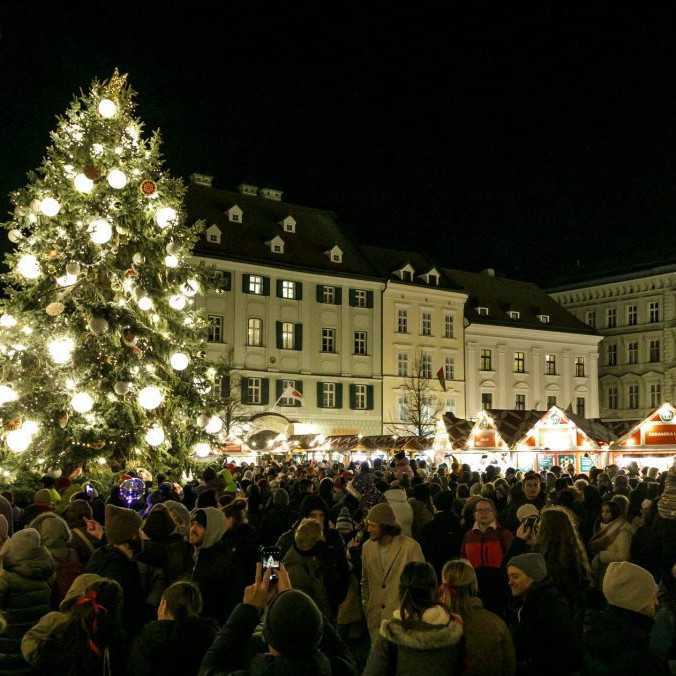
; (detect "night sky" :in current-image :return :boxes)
[3,5,676,286]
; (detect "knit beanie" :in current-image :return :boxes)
[335,507,356,535]
[105,504,142,545]
[62,500,93,529]
[263,590,323,657]
[657,464,676,520]
[299,495,329,520]
[603,561,658,617]
[516,504,540,522]
[508,553,547,583]
[33,489,54,506]
[273,488,290,507]
[367,502,397,527]
[143,508,175,541]
[294,518,324,553]
[1,528,42,565]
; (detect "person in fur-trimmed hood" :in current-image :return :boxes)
[363,561,463,676]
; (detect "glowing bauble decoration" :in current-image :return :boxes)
[205,416,223,435]
[0,314,17,328]
[7,427,31,453]
[8,230,22,244]
[56,274,77,288]
[89,218,112,244]
[71,391,94,413]
[164,255,179,268]
[74,173,94,194]
[155,206,177,229]
[89,317,109,336]
[107,169,128,190]
[0,385,18,405]
[119,477,145,506]
[145,424,165,447]
[46,302,65,316]
[66,262,81,276]
[39,197,61,217]
[170,352,189,371]
[193,442,211,458]
[17,254,41,279]
[98,98,118,118]
[47,336,75,365]
[168,294,186,311]
[138,386,163,410]
[182,279,200,297]
[113,381,131,395]
[137,296,153,311]
[132,253,145,266]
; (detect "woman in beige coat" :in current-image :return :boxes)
[588,500,634,586]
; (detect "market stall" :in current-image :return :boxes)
[609,403,676,471]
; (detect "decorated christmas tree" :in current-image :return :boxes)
[0,70,222,473]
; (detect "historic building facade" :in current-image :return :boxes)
[550,264,676,422]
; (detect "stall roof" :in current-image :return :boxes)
[564,411,617,444]
[610,403,676,451]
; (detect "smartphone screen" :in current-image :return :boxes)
[260,546,281,581]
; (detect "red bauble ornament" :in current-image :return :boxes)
[140,179,157,196]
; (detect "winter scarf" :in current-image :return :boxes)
[588,517,627,555]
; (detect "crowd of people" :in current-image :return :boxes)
[0,454,673,675]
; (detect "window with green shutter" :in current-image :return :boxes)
[294,324,303,351]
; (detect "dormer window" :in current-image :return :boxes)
[206,225,221,244]
[325,245,343,264]
[396,263,415,282]
[507,310,520,320]
[266,235,285,254]
[476,306,489,316]
[227,205,243,223]
[537,314,550,324]
[420,268,440,286]
[281,215,296,233]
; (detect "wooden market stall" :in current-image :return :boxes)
[609,403,676,471]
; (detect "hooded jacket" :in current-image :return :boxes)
[0,529,55,676]
[363,605,463,676]
[383,489,414,537]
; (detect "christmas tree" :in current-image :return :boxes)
[0,70,222,473]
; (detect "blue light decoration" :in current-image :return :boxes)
[120,477,145,507]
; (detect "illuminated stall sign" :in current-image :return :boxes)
[643,423,676,445]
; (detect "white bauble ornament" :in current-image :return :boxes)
[47,336,75,364]
[155,207,177,229]
[0,314,17,328]
[74,174,94,194]
[66,262,81,276]
[182,279,200,297]
[193,442,211,458]
[137,296,153,311]
[16,254,41,279]
[132,253,145,266]
[0,385,18,405]
[137,386,163,410]
[113,381,131,395]
[164,255,179,268]
[168,294,186,310]
[46,302,65,317]
[89,218,112,244]
[145,425,165,447]
[6,428,31,453]
[89,317,109,336]
[39,197,61,217]
[8,230,22,244]
[56,274,77,288]
[71,391,94,413]
[205,415,223,435]
[98,98,118,118]
[107,169,128,190]
[170,352,189,371]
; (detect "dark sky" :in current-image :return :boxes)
[3,5,676,285]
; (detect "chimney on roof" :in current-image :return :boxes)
[190,173,213,187]
[238,183,259,196]
[482,268,496,277]
[260,187,283,201]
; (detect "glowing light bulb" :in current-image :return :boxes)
[170,352,189,371]
[47,336,75,365]
[0,385,18,405]
[193,442,211,458]
[74,173,94,194]
[107,169,127,189]
[97,456,107,465]
[39,197,60,217]
[137,296,153,311]
[155,207,177,229]
[164,255,179,268]
[145,424,165,447]
[16,254,41,279]
[205,416,223,435]
[183,279,200,297]
[0,314,17,329]
[71,391,94,413]
[98,98,118,118]
[168,295,186,311]
[88,218,112,244]
[6,427,31,453]
[137,386,163,410]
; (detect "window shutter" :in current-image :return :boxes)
[335,287,342,305]
[295,380,303,407]
[240,378,248,404]
[348,289,357,307]
[241,274,250,293]
[316,285,325,303]
[276,379,283,403]
[367,290,374,308]
[316,382,324,408]
[261,378,270,405]
[366,385,374,410]
[336,383,343,409]
[294,324,303,351]
[295,282,303,301]
[221,271,232,291]
[276,280,283,298]
[262,277,270,296]
[349,384,357,409]
[275,321,283,349]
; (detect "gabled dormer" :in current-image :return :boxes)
[281,215,296,233]
[475,306,489,316]
[323,244,343,264]
[395,263,415,282]
[420,267,440,286]
[206,224,222,244]
[227,204,243,223]
[266,235,285,254]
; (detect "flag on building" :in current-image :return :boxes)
[282,384,303,402]
[436,366,446,392]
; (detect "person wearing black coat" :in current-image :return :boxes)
[420,490,462,578]
[258,489,296,546]
[507,553,581,676]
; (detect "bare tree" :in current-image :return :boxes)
[211,349,247,437]
[388,352,444,439]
